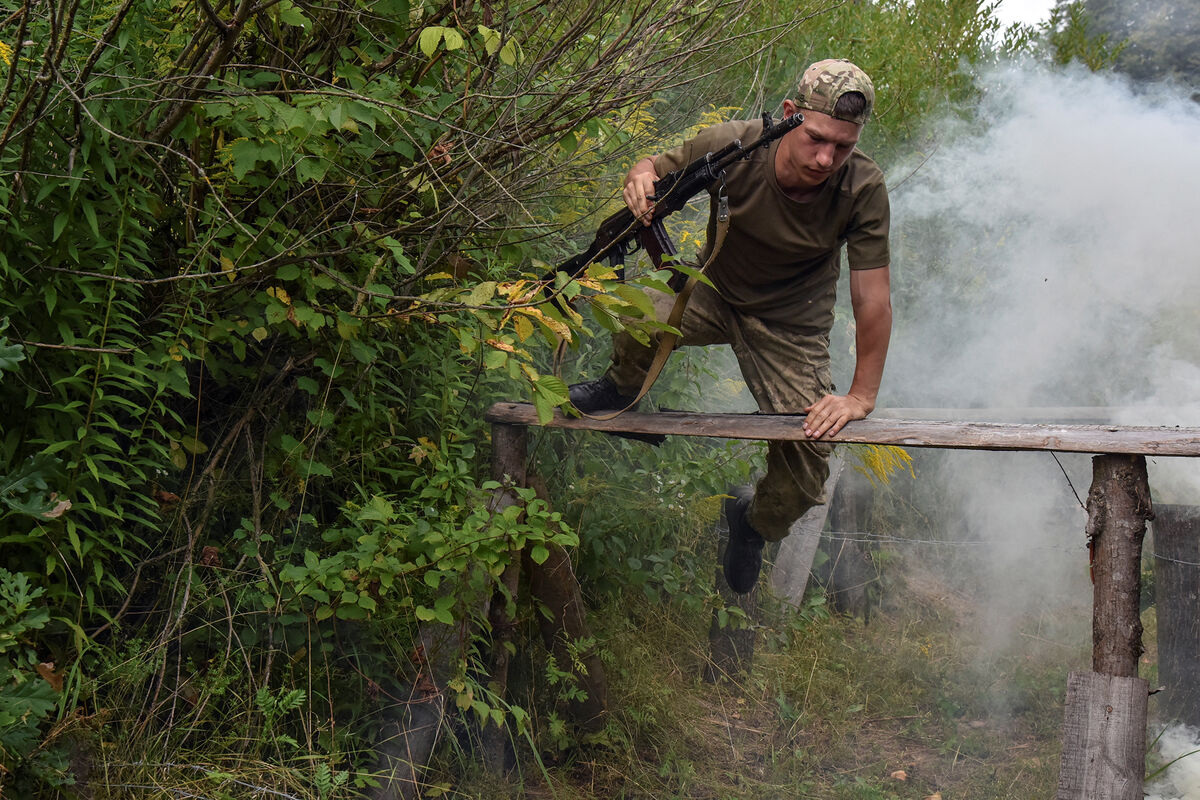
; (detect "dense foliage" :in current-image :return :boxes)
[1051,0,1200,83]
[0,0,1025,794]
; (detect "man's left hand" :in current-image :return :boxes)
[803,393,873,439]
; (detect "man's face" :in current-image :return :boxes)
[776,100,863,191]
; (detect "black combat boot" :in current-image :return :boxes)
[722,485,765,594]
[568,376,639,414]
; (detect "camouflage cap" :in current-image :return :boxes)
[795,59,875,125]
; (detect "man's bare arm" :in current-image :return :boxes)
[803,265,892,438]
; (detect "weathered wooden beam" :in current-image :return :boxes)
[873,406,1198,424]
[484,403,1200,457]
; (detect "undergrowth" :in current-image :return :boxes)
[442,542,1086,800]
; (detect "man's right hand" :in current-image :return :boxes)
[623,157,659,226]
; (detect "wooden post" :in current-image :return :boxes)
[524,541,609,730]
[1152,504,1200,728]
[818,467,876,620]
[770,457,843,607]
[481,423,527,772]
[368,625,457,800]
[1057,454,1153,800]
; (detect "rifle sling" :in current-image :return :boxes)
[580,193,731,423]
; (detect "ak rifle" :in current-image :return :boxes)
[548,111,804,294]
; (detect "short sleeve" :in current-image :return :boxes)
[845,177,890,269]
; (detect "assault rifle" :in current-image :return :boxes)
[547,111,804,294]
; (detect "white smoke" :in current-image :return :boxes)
[886,61,1200,425]
[1147,726,1200,800]
[858,60,1200,736]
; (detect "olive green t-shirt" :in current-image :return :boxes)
[655,118,890,332]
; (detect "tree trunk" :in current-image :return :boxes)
[1088,455,1152,677]
[368,623,462,800]
[480,423,528,773]
[1057,454,1153,800]
[1056,671,1148,800]
[524,540,609,730]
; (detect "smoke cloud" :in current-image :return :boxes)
[886,61,1200,423]
[1147,726,1200,800]
[861,59,1200,786]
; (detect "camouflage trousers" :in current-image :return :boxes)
[604,281,834,542]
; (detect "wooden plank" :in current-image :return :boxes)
[874,406,1199,424]
[484,402,1200,457]
[769,457,843,608]
[1057,671,1148,800]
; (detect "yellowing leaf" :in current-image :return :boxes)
[442,27,464,50]
[36,662,63,692]
[485,338,516,353]
[515,307,571,341]
[267,286,292,305]
[251,326,269,342]
[180,434,209,455]
[513,315,534,342]
[220,254,236,282]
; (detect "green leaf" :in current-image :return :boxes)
[276,0,311,28]
[614,284,655,319]
[499,39,521,66]
[52,212,69,242]
[335,603,367,620]
[0,339,25,376]
[441,28,464,50]
[532,391,553,425]
[230,139,263,180]
[530,544,549,565]
[466,281,496,305]
[81,202,101,240]
[418,26,444,57]
[534,374,570,404]
[477,25,502,56]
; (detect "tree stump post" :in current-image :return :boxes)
[1057,454,1153,800]
[818,466,876,621]
[481,423,527,773]
[368,622,463,800]
[1151,504,1200,728]
[769,457,843,608]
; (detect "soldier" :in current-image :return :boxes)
[569,59,892,594]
